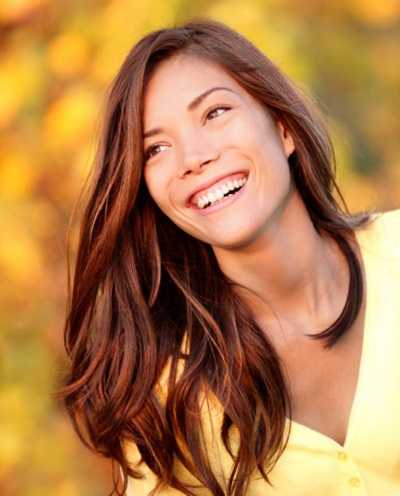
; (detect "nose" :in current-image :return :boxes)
[178,133,220,177]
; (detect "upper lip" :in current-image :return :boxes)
[186,170,249,206]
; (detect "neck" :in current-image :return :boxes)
[213,189,348,338]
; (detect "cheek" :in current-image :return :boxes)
[248,118,289,167]
[144,170,176,217]
[144,170,164,207]
[226,117,254,144]
[225,111,270,153]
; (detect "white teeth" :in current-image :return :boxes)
[195,175,248,209]
[216,188,224,199]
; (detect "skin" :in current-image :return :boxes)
[143,53,349,343]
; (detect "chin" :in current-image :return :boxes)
[209,223,265,251]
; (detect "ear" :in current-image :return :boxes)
[277,121,295,158]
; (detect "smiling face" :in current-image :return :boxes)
[142,53,296,250]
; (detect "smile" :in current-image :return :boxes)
[196,175,247,209]
[191,174,249,215]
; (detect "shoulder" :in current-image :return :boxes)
[356,207,400,270]
[371,207,400,232]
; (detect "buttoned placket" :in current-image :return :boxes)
[335,449,367,494]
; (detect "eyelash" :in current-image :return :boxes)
[144,105,231,161]
[145,143,165,161]
[206,105,231,121]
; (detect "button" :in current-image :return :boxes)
[337,451,348,461]
[348,477,361,487]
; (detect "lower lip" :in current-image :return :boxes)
[190,178,248,216]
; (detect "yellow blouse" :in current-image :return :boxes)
[124,208,400,495]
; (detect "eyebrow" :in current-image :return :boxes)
[143,86,236,139]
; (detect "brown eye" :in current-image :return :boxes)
[145,143,167,161]
[206,106,231,121]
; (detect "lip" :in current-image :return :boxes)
[187,170,249,207]
[190,173,249,215]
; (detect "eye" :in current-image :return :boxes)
[206,105,231,121]
[144,143,168,161]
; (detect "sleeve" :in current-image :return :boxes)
[122,392,232,496]
[377,208,400,261]
[123,440,185,495]
[122,338,233,495]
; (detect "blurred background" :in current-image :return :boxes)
[0,0,399,494]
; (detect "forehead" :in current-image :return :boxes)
[143,54,247,121]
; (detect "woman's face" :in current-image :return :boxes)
[142,54,295,250]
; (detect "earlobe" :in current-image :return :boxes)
[277,121,295,158]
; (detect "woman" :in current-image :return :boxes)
[60,18,400,495]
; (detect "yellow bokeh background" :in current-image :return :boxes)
[0,0,399,494]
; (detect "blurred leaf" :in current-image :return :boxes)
[0,0,47,23]
[47,32,91,79]
[0,151,36,200]
[0,215,43,285]
[349,0,400,25]
[43,86,98,150]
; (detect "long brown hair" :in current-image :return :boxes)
[59,18,377,496]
